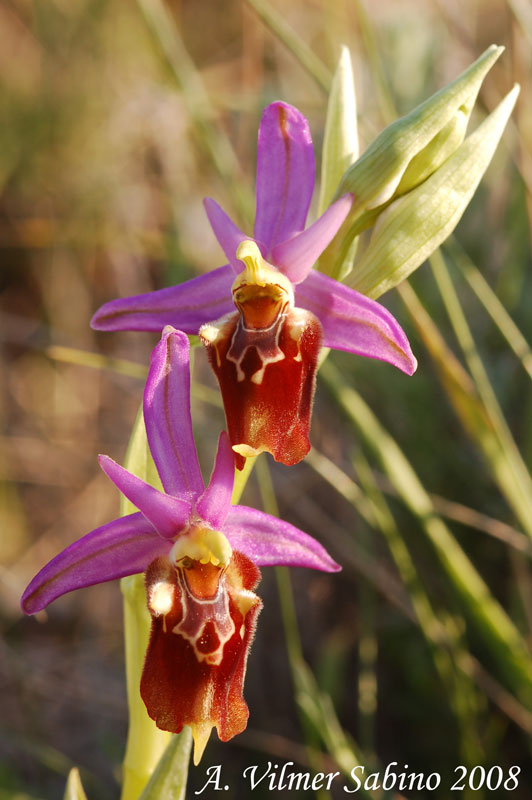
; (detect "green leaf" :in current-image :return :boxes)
[447,236,532,383]
[351,451,485,765]
[138,729,192,800]
[63,768,88,800]
[427,250,532,542]
[320,359,532,706]
[349,84,519,299]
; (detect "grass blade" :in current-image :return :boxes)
[320,359,532,704]
[244,0,332,92]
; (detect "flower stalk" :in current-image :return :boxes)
[119,411,174,800]
[121,573,175,800]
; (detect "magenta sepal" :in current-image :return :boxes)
[296,270,417,375]
[21,513,169,614]
[98,455,192,539]
[271,194,353,284]
[203,199,252,273]
[223,505,341,572]
[253,102,315,251]
[91,264,235,333]
[195,432,235,529]
[143,326,205,500]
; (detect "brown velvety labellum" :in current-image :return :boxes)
[141,552,261,742]
[204,307,322,469]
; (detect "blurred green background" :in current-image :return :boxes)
[2,0,532,798]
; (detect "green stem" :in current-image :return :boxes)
[120,575,172,800]
[119,410,176,800]
[232,455,257,504]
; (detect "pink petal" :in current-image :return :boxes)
[99,456,191,539]
[254,102,315,253]
[203,198,253,274]
[195,432,235,529]
[144,328,204,500]
[90,265,235,334]
[223,506,340,572]
[295,270,417,375]
[271,194,353,284]
[21,513,168,614]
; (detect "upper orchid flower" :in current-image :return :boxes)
[91,102,417,468]
[21,327,339,764]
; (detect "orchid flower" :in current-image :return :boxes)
[21,327,339,764]
[91,102,417,468]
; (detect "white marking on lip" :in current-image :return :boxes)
[227,312,287,384]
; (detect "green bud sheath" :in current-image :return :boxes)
[319,45,358,214]
[318,46,359,281]
[349,85,520,300]
[335,44,503,216]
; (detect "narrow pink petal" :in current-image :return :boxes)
[99,456,191,539]
[271,194,353,284]
[21,513,168,614]
[223,506,340,572]
[295,270,418,375]
[203,198,252,274]
[90,265,235,333]
[144,328,204,500]
[254,102,315,253]
[195,432,235,529]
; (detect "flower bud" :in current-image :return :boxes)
[335,45,503,217]
[319,45,359,214]
[318,46,359,281]
[348,85,519,299]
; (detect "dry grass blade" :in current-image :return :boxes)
[430,249,532,538]
[243,0,332,92]
[372,472,532,555]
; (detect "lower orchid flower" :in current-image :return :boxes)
[21,327,339,764]
[91,101,417,468]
